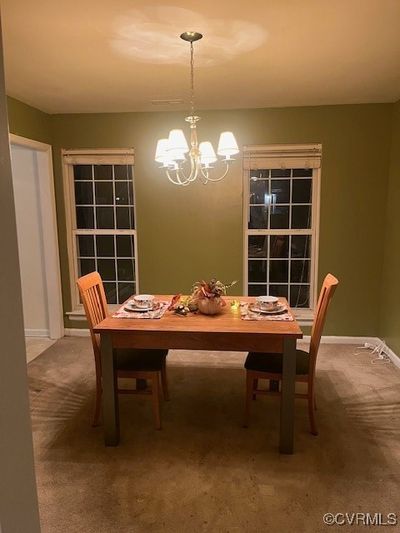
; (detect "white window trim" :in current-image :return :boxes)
[62,148,138,314]
[243,143,321,323]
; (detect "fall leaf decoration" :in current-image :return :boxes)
[191,279,237,302]
[168,293,182,311]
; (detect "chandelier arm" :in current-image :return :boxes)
[176,156,197,183]
[200,161,231,183]
[166,169,188,186]
[166,160,199,186]
[199,167,209,184]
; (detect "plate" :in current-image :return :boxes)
[248,303,287,315]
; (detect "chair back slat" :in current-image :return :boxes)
[309,273,339,378]
[76,272,109,358]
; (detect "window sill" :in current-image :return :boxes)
[66,305,119,321]
[294,309,314,327]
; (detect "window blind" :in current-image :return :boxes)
[243,144,322,170]
[63,149,134,166]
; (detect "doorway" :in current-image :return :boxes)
[10,134,63,356]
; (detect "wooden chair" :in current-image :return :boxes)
[243,273,339,435]
[77,271,169,429]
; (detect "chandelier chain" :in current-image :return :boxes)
[190,42,195,116]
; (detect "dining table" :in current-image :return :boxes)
[93,295,303,454]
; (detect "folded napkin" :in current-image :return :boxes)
[240,303,294,322]
[112,301,170,319]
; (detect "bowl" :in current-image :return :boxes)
[133,294,155,309]
[256,295,279,311]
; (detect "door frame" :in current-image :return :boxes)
[10,133,64,339]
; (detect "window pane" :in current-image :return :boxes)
[96,207,114,229]
[290,260,310,283]
[249,206,268,229]
[116,207,135,229]
[292,179,312,203]
[271,180,290,203]
[269,260,288,283]
[114,165,133,180]
[271,169,290,178]
[74,165,92,180]
[77,235,94,257]
[291,235,311,258]
[94,165,112,180]
[75,182,93,205]
[248,236,268,258]
[293,168,312,177]
[115,181,134,205]
[95,182,113,205]
[248,260,267,282]
[97,259,115,281]
[270,235,289,258]
[76,207,94,229]
[116,235,134,257]
[117,259,134,281]
[270,206,289,229]
[96,235,114,257]
[290,285,310,308]
[118,282,135,303]
[250,176,269,204]
[248,284,267,296]
[103,282,117,304]
[269,284,288,299]
[291,205,311,229]
[78,258,95,276]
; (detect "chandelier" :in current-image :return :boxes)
[154,31,239,186]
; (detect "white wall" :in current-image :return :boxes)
[11,144,49,336]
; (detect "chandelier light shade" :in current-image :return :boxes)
[154,31,239,186]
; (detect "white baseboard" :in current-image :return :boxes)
[65,328,90,337]
[25,329,50,337]
[380,343,400,370]
[302,335,380,345]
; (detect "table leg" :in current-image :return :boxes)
[100,332,120,446]
[279,337,297,454]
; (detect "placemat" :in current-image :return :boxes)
[240,303,294,322]
[112,301,170,319]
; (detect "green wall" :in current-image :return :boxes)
[7,96,52,144]
[7,97,394,336]
[380,100,400,353]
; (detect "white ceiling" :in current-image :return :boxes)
[2,0,400,114]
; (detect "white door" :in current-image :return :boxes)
[11,144,50,336]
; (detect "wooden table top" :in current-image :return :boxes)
[94,296,303,339]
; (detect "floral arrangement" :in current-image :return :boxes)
[191,278,237,301]
[170,278,237,316]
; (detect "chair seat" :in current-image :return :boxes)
[114,349,168,372]
[244,349,310,375]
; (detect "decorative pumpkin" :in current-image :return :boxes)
[197,297,224,315]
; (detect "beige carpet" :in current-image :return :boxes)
[28,338,400,533]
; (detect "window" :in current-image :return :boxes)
[243,144,321,317]
[63,149,138,309]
